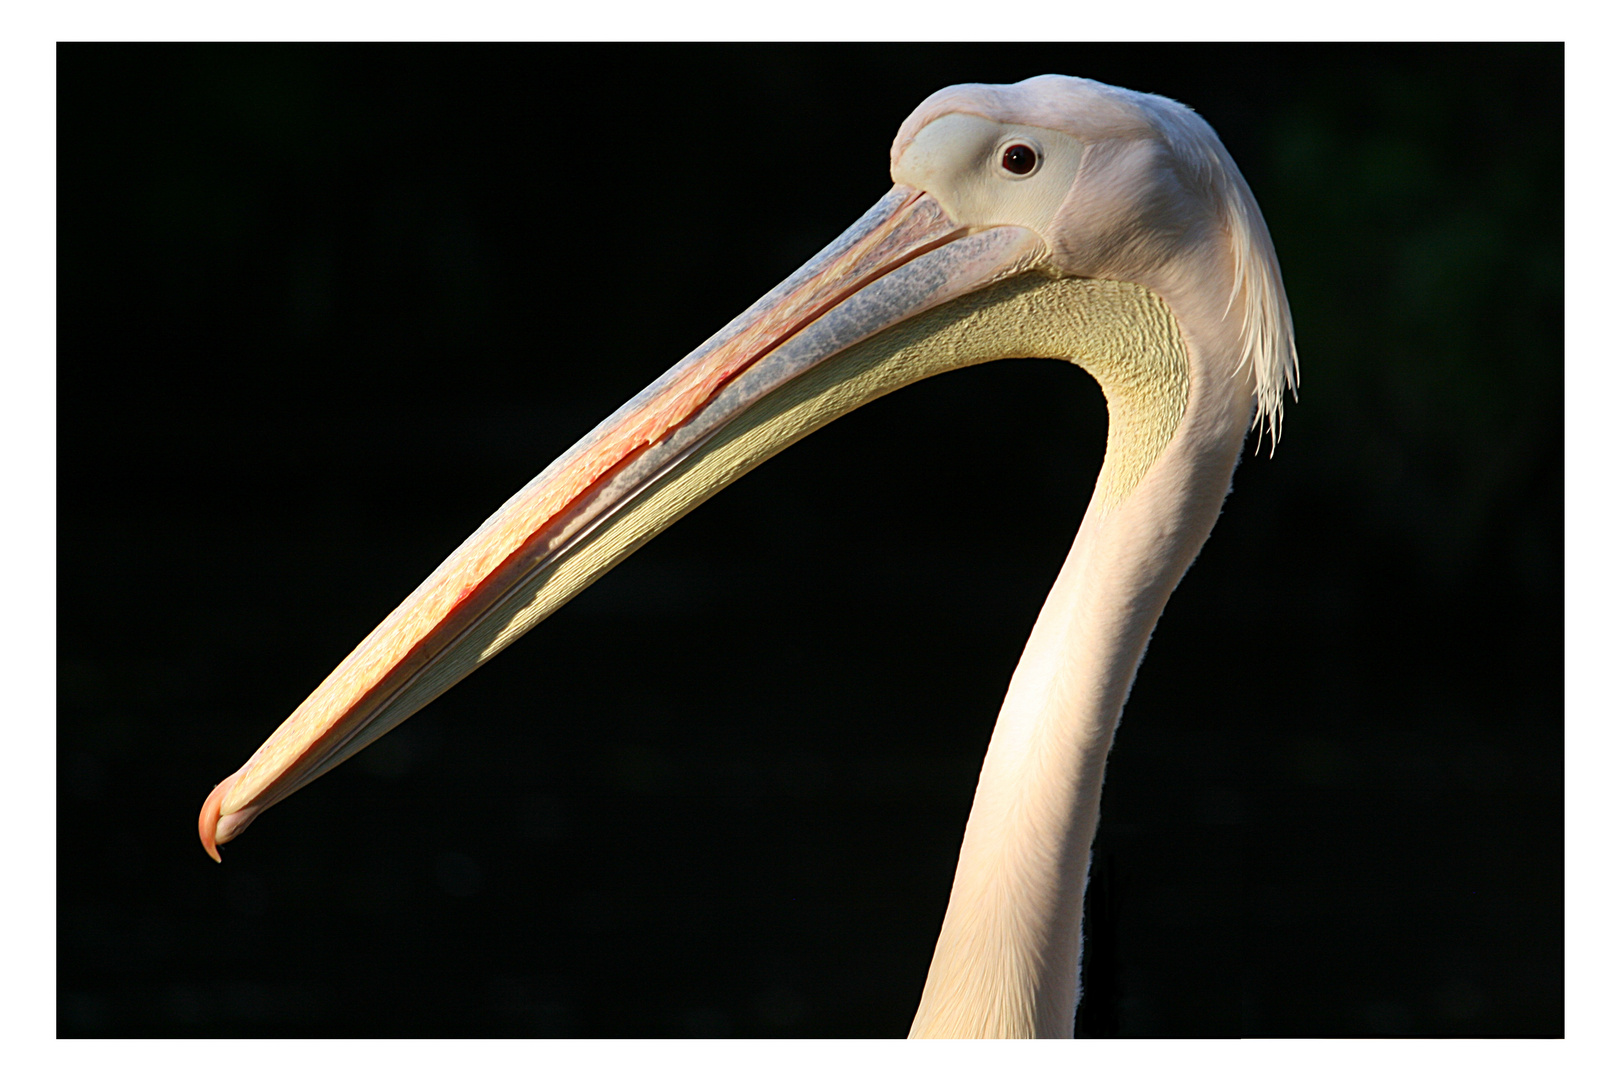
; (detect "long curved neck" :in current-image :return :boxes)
[908,281,1250,1039]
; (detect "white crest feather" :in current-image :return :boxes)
[1218,156,1299,453]
[1142,91,1300,454]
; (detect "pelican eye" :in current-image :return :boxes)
[998,142,1039,177]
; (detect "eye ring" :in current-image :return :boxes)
[997,140,1041,178]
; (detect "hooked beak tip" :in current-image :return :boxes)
[198,773,236,863]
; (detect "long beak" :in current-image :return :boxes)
[199,185,1042,860]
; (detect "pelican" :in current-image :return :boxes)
[197,75,1296,1038]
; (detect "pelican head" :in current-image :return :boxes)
[198,75,1296,1038]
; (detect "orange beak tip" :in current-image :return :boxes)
[198,775,233,863]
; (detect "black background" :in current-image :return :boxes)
[58,44,1561,1037]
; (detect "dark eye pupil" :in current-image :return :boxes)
[1001,144,1036,175]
